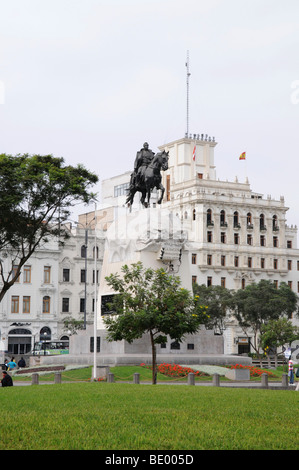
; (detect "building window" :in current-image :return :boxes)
[241,278,246,289]
[80,298,85,313]
[287,240,292,249]
[44,266,51,284]
[43,296,50,314]
[273,259,278,270]
[207,254,212,266]
[23,265,31,283]
[297,281,299,293]
[234,256,239,267]
[62,298,69,313]
[92,270,99,284]
[191,253,197,264]
[247,212,252,225]
[187,343,195,350]
[221,255,226,266]
[273,236,278,248]
[272,215,278,229]
[260,213,265,230]
[220,210,226,226]
[288,260,292,270]
[23,296,30,314]
[248,257,252,268]
[11,296,19,313]
[207,209,213,226]
[166,175,171,201]
[221,232,226,244]
[221,277,226,288]
[207,276,212,287]
[12,265,20,283]
[261,258,265,269]
[207,231,213,242]
[234,211,239,228]
[247,234,252,245]
[234,233,239,244]
[63,268,70,282]
[114,182,130,197]
[80,269,86,283]
[273,280,278,289]
[170,341,180,350]
[81,245,87,258]
[260,235,266,247]
[193,209,196,221]
[90,337,101,353]
[288,281,292,290]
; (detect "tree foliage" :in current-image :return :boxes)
[192,283,233,334]
[103,262,206,384]
[232,280,298,361]
[260,318,299,367]
[0,153,98,302]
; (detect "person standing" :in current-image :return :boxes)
[1,371,13,387]
[288,357,294,385]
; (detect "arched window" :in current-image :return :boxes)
[247,212,252,225]
[207,209,213,225]
[93,246,99,259]
[272,215,278,229]
[260,214,265,229]
[220,210,226,226]
[193,209,196,221]
[234,211,239,227]
[81,245,87,258]
[40,326,51,341]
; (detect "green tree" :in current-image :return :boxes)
[104,262,206,384]
[232,280,298,364]
[192,284,233,334]
[260,318,299,368]
[0,153,98,302]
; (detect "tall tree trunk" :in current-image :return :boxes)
[150,330,157,385]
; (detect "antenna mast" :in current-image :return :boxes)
[185,50,191,136]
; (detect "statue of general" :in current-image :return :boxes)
[134,142,155,187]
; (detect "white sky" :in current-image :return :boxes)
[1,0,299,227]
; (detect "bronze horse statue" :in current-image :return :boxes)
[126,150,169,208]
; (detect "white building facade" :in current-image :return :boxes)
[99,134,299,355]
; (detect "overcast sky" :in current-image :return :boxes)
[1,0,299,228]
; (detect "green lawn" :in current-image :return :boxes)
[0,381,298,450]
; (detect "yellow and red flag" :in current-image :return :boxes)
[239,152,246,160]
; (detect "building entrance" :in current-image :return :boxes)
[8,328,32,355]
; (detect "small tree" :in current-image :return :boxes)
[192,284,233,334]
[103,262,206,384]
[260,318,299,368]
[232,280,298,365]
[0,153,98,302]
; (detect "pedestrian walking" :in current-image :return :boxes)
[288,357,294,385]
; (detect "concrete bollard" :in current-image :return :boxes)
[213,373,220,387]
[282,374,288,387]
[261,373,268,388]
[31,373,39,385]
[54,372,62,384]
[133,373,140,384]
[188,373,195,385]
[107,373,115,383]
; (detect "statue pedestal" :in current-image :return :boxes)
[98,207,189,328]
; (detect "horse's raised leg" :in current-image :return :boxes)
[157,183,165,204]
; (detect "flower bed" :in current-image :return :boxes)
[226,364,277,378]
[140,363,208,378]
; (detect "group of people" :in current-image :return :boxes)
[1,357,27,387]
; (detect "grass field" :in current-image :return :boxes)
[1,380,298,450]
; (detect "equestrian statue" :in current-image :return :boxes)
[126,142,169,208]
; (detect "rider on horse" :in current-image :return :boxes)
[133,142,155,187]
